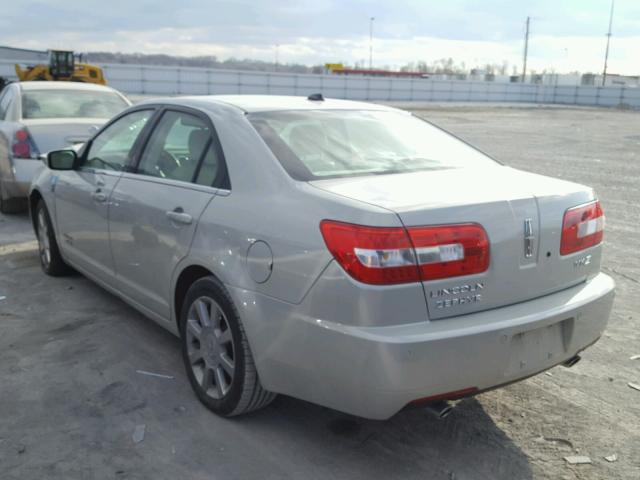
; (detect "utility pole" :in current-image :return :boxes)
[369,17,375,70]
[275,44,279,72]
[522,16,530,83]
[602,0,615,86]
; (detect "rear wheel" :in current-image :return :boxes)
[35,201,71,276]
[180,276,276,416]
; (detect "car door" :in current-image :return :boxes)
[54,108,155,281]
[108,108,227,320]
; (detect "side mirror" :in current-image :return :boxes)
[47,150,77,170]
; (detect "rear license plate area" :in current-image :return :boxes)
[505,319,572,377]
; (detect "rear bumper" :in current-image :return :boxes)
[1,158,44,199]
[232,272,615,420]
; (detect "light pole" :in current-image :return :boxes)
[369,17,375,70]
[522,16,530,83]
[602,0,615,86]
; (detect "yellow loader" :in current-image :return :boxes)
[15,50,107,85]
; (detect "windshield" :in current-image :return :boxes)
[249,110,496,181]
[21,89,129,120]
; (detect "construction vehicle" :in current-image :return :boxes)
[15,50,107,85]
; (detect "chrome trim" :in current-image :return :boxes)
[524,218,534,258]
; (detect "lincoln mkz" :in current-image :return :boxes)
[29,95,615,419]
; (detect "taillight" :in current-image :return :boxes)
[560,200,605,255]
[11,128,36,159]
[408,223,490,280]
[319,220,490,285]
[319,221,420,285]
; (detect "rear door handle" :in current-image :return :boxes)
[166,208,193,225]
[92,189,107,203]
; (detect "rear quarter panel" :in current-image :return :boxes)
[187,178,403,306]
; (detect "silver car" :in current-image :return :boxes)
[0,81,130,212]
[29,95,615,420]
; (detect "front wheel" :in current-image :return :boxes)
[35,201,71,276]
[180,276,276,416]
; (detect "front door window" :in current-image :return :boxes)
[82,110,153,171]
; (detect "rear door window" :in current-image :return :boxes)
[194,143,225,188]
[136,111,212,183]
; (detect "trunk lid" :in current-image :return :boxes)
[311,165,602,319]
[22,118,107,154]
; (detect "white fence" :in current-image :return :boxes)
[2,59,639,108]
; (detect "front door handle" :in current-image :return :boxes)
[92,189,107,203]
[166,208,193,225]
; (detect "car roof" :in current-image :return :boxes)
[17,81,118,93]
[140,95,400,114]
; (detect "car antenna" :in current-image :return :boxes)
[307,93,324,101]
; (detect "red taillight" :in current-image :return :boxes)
[408,223,490,280]
[560,200,605,255]
[319,221,420,285]
[15,129,28,142]
[12,129,33,159]
[319,220,490,285]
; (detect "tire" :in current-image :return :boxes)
[0,194,25,214]
[34,200,71,276]
[179,276,276,416]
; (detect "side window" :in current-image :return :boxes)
[194,144,225,188]
[83,109,152,171]
[136,111,211,183]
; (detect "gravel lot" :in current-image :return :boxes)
[0,105,638,480]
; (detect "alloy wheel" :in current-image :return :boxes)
[185,296,236,400]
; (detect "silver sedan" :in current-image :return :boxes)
[0,81,130,212]
[29,95,615,419]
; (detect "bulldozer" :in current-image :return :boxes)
[14,50,107,85]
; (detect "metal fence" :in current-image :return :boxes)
[2,59,639,108]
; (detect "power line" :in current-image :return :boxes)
[602,0,615,86]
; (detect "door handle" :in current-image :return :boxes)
[92,189,107,203]
[166,208,193,225]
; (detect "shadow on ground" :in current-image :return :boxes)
[0,241,532,480]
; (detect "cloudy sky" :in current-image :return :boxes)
[2,0,639,74]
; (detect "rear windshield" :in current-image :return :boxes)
[248,110,496,181]
[21,89,129,120]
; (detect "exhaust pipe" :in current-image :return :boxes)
[562,354,581,368]
[424,400,455,419]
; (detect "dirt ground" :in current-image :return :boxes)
[0,105,638,480]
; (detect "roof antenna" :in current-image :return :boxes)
[307,93,324,101]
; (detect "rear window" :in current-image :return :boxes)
[21,89,129,120]
[249,110,496,181]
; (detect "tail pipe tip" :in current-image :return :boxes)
[424,400,455,419]
[562,354,582,368]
